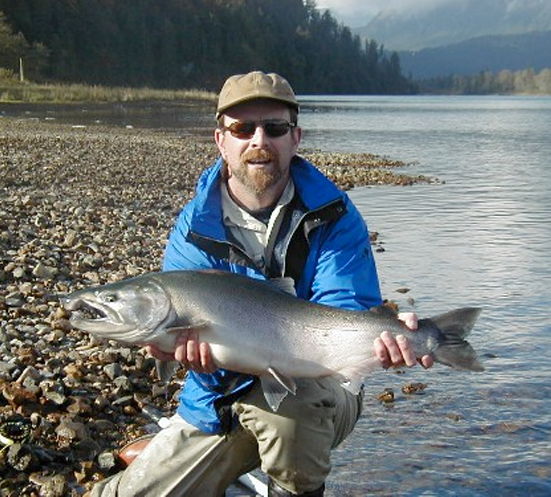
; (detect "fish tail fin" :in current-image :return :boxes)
[426,307,485,372]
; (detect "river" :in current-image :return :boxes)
[300,95,551,496]
[2,95,550,496]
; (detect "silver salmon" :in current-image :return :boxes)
[63,270,484,410]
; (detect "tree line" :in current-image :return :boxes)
[0,0,416,95]
[420,68,551,95]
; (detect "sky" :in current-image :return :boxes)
[317,0,449,27]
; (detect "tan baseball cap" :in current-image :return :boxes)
[216,71,299,118]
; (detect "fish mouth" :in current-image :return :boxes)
[63,296,134,333]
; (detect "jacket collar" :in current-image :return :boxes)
[189,155,344,240]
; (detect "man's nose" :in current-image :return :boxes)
[249,125,269,146]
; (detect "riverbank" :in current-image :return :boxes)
[0,75,217,104]
[0,117,433,495]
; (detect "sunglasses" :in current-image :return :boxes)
[222,119,296,139]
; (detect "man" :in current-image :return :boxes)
[91,71,432,497]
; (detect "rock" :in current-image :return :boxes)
[113,375,133,392]
[103,363,124,380]
[29,473,67,497]
[97,451,117,470]
[6,443,41,472]
[32,262,59,279]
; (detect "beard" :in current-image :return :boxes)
[231,149,283,194]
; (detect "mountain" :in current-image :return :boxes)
[399,30,551,79]
[353,0,551,51]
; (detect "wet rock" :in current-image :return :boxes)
[377,388,395,404]
[402,382,428,395]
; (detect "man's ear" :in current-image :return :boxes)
[214,128,227,160]
[291,126,302,155]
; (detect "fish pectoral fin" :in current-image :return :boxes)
[267,367,297,395]
[337,357,380,395]
[164,320,211,333]
[339,375,364,396]
[155,359,179,382]
[259,368,297,412]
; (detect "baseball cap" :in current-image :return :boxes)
[216,71,299,118]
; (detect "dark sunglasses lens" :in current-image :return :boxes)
[264,122,291,137]
[228,121,256,138]
[226,121,293,139]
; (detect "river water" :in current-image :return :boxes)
[300,96,551,496]
[2,96,550,495]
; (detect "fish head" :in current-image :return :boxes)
[62,277,172,343]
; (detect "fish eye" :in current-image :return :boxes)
[103,293,118,303]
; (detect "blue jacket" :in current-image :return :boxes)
[162,155,382,434]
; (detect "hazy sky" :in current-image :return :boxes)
[318,0,449,27]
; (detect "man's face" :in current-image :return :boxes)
[215,100,301,199]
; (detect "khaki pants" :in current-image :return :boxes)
[91,378,363,497]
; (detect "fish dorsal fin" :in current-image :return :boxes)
[369,303,399,318]
[269,277,297,296]
[260,367,297,411]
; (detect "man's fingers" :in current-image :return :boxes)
[186,333,198,365]
[145,344,173,362]
[396,335,417,367]
[376,331,418,369]
[397,312,418,330]
[374,336,389,368]
[199,342,215,373]
[381,330,406,365]
[420,354,434,369]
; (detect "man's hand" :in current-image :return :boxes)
[374,312,434,369]
[145,329,217,374]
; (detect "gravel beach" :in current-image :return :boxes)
[0,117,433,495]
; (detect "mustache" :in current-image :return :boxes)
[242,149,277,163]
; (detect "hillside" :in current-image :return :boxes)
[353,0,551,51]
[0,1,414,95]
[399,30,551,79]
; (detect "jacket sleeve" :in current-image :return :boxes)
[303,195,383,311]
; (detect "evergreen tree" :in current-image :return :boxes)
[0,0,417,94]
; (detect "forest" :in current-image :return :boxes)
[0,0,416,95]
[420,68,551,95]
